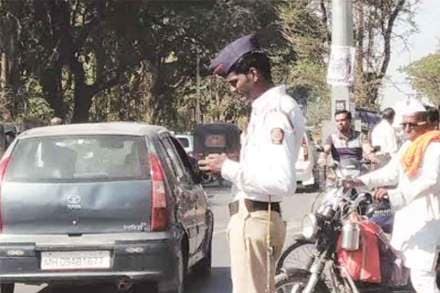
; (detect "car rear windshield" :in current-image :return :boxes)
[204,134,226,147]
[5,135,150,182]
[177,137,189,148]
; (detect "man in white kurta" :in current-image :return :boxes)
[352,108,440,292]
[371,107,398,155]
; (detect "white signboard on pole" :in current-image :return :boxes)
[327,45,356,86]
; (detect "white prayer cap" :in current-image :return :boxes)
[399,98,426,116]
[392,97,426,127]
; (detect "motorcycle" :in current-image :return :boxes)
[276,159,393,274]
[274,184,421,293]
[324,158,394,233]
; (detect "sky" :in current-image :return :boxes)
[380,0,440,109]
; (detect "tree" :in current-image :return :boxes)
[275,0,330,125]
[312,0,419,108]
[0,0,23,118]
[351,0,419,107]
[2,0,415,127]
[405,52,440,104]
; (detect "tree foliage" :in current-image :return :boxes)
[275,0,330,125]
[405,52,440,104]
[351,0,418,107]
[312,0,419,108]
[0,0,419,130]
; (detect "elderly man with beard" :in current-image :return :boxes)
[346,103,440,292]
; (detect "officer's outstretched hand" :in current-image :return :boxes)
[198,153,227,174]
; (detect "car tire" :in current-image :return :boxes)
[218,177,224,187]
[166,245,187,293]
[193,212,213,277]
[0,283,14,293]
[133,281,157,293]
[192,244,211,278]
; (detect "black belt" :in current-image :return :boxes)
[228,199,281,217]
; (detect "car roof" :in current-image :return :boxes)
[18,122,168,138]
[175,134,192,138]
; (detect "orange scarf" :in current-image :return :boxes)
[401,130,440,178]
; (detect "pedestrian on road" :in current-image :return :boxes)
[371,107,398,154]
[318,110,376,168]
[370,107,398,168]
[199,34,305,293]
[426,106,439,130]
[346,101,440,293]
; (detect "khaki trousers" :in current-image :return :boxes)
[227,199,286,293]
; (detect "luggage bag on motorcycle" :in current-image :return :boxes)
[337,220,382,283]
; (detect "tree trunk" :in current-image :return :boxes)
[0,52,7,110]
[70,58,92,123]
[40,65,65,118]
[71,84,93,123]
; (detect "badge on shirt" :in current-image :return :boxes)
[271,128,284,144]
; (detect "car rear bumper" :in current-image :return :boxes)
[0,271,161,284]
[0,232,181,289]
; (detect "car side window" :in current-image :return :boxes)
[169,136,199,183]
[160,135,187,181]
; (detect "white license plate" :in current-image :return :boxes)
[41,250,111,270]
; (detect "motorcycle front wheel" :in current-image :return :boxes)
[275,269,330,293]
[276,237,316,273]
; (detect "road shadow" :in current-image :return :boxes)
[35,267,232,293]
[186,266,232,293]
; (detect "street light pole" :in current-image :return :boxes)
[329,0,354,118]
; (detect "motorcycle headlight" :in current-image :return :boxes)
[302,214,318,239]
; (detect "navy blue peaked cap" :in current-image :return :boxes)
[209,34,260,77]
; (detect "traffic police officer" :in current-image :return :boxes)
[199,34,305,293]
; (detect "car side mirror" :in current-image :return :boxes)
[191,167,202,185]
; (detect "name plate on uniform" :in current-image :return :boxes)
[41,250,111,270]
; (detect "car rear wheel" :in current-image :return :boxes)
[0,283,14,293]
[193,217,213,277]
[133,281,157,293]
[167,246,186,293]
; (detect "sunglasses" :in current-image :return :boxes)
[400,121,427,129]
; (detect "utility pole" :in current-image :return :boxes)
[328,0,355,119]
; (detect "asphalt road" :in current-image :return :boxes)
[14,186,319,293]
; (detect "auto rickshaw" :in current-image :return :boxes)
[0,123,19,156]
[193,123,241,186]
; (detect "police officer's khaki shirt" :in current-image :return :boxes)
[221,85,305,202]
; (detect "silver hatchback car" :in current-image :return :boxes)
[0,122,213,293]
